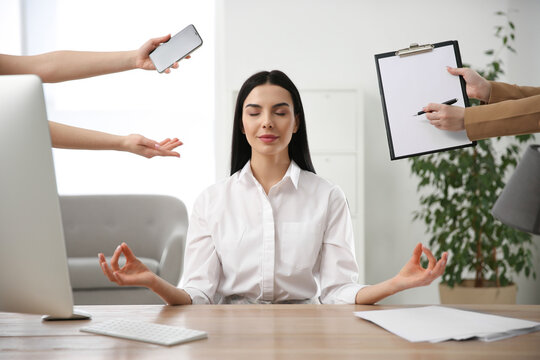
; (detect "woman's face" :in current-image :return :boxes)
[242,84,298,160]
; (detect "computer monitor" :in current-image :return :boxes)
[0,75,90,321]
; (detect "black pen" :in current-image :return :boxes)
[413,98,458,116]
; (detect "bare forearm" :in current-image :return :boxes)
[149,275,192,305]
[355,277,401,305]
[1,51,138,83]
[37,51,138,82]
[49,121,124,150]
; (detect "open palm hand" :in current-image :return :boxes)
[124,134,182,158]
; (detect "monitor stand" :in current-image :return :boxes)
[42,309,92,321]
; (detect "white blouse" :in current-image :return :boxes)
[180,160,366,304]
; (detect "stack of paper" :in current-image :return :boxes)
[354,306,540,343]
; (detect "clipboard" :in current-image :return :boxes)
[375,40,476,160]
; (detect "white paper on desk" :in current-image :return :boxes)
[354,306,540,343]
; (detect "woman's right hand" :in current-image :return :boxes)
[98,242,156,287]
[447,66,492,103]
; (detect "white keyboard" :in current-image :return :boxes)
[80,319,207,346]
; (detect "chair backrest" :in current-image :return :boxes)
[59,195,188,261]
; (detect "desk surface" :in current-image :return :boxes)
[1,304,539,359]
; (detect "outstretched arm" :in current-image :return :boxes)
[99,242,192,305]
[49,121,181,158]
[0,34,183,82]
[355,243,447,304]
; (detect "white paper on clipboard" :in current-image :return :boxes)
[375,41,475,160]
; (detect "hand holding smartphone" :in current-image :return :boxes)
[149,24,203,73]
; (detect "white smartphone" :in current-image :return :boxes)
[149,24,203,73]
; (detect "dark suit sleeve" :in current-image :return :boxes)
[464,82,540,141]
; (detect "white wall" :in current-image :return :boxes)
[216,0,540,304]
[0,0,22,54]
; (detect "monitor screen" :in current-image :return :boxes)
[0,75,89,320]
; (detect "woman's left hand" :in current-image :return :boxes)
[395,243,448,291]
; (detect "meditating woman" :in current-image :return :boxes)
[99,70,447,304]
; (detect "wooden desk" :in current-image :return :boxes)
[1,304,539,359]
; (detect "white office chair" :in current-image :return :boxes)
[59,195,188,305]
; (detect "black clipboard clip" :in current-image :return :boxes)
[395,43,434,57]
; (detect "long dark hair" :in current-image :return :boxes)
[230,70,315,175]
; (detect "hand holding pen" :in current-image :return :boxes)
[414,98,458,116]
[420,98,466,131]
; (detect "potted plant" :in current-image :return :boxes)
[409,11,537,304]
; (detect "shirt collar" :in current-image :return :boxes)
[237,160,301,190]
[286,160,301,189]
[238,161,253,181]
